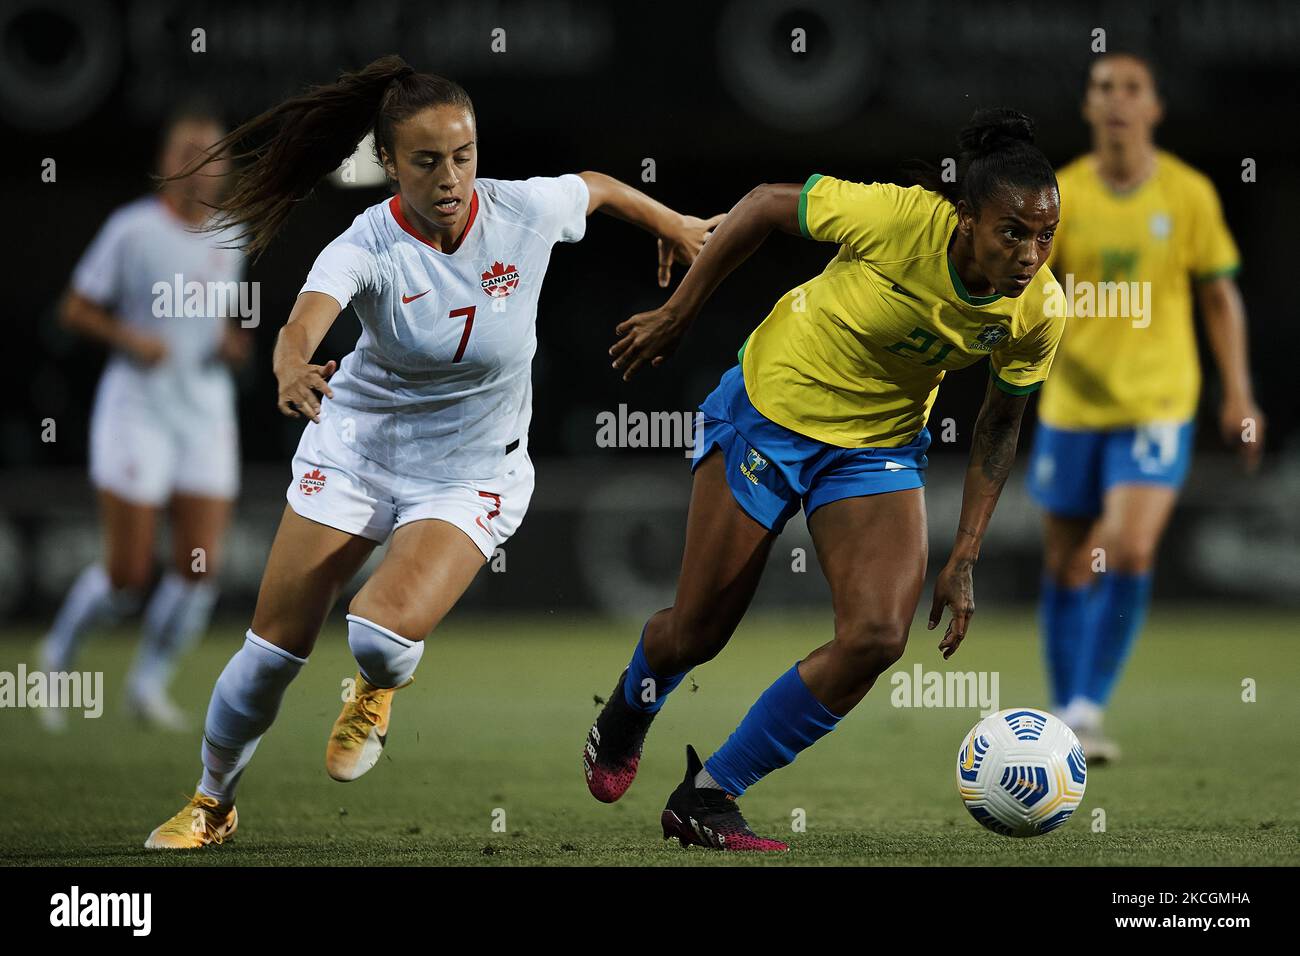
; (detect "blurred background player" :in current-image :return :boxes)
[37,105,250,731]
[142,56,721,849]
[585,110,1065,850]
[1029,52,1265,762]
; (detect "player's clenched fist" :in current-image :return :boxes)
[276,359,336,422]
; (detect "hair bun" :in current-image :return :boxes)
[958,108,1035,157]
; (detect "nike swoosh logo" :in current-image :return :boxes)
[891,282,921,301]
[884,460,905,471]
[401,290,430,304]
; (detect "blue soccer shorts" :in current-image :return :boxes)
[691,365,929,533]
[1026,418,1195,518]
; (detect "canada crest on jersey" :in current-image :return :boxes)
[481,261,521,298]
[971,324,1009,352]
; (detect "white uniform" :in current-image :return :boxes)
[289,174,589,557]
[72,196,244,505]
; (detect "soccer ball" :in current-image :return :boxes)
[956,708,1087,837]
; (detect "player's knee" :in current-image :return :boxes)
[245,614,314,658]
[106,559,152,593]
[834,613,910,671]
[347,615,424,687]
[346,596,433,643]
[662,607,733,668]
[1104,538,1159,575]
[249,600,319,658]
[1043,541,1096,588]
[1046,561,1094,589]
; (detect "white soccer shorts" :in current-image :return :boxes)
[89,370,240,505]
[287,419,532,558]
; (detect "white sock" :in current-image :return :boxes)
[42,564,140,670]
[694,767,724,790]
[198,631,306,805]
[127,572,219,696]
[346,614,424,688]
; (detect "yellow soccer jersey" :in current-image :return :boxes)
[740,174,1067,448]
[1039,151,1240,429]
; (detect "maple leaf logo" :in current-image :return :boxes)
[480,261,521,298]
[298,468,327,496]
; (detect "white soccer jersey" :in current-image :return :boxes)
[300,174,589,480]
[71,196,245,419]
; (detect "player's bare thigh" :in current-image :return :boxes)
[250,506,378,657]
[1094,483,1179,575]
[167,493,235,580]
[348,517,487,641]
[642,450,778,675]
[800,487,928,716]
[98,489,158,592]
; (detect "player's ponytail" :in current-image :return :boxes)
[166,54,475,260]
[909,107,1056,213]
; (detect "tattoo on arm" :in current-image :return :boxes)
[971,388,1028,488]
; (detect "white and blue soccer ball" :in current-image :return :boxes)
[956,708,1087,838]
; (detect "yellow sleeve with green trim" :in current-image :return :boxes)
[799,174,912,260]
[1187,174,1240,281]
[988,277,1068,395]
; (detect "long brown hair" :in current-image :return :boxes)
[167,54,475,260]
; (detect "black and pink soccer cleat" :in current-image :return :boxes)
[660,745,789,852]
[582,670,657,803]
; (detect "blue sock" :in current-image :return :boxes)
[1080,571,1152,706]
[1039,576,1096,710]
[704,664,842,797]
[623,627,686,713]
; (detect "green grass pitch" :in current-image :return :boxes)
[1,607,1296,866]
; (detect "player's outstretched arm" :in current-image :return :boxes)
[609,182,803,380]
[578,171,724,289]
[273,291,343,423]
[928,380,1030,659]
[1197,275,1265,472]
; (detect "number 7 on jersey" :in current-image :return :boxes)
[449,306,476,363]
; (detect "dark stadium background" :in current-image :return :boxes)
[4,0,1298,619]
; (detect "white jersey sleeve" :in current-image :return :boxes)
[70,208,132,308]
[299,216,387,311]
[522,174,590,245]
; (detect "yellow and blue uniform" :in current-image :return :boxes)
[612,172,1069,814]
[694,173,1068,532]
[1027,151,1240,516]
